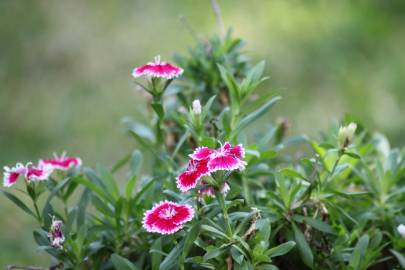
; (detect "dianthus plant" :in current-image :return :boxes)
[2,30,405,270]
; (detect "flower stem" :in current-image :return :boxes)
[216,190,232,237]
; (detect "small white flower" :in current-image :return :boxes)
[338,122,357,148]
[192,99,202,115]
[397,224,405,240]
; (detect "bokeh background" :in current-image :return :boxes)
[1,0,404,267]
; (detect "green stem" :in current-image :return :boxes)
[216,190,232,237]
[33,199,41,224]
[30,184,42,224]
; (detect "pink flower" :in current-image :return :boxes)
[48,218,65,248]
[143,200,194,234]
[25,164,53,182]
[3,163,26,187]
[177,143,246,193]
[39,152,82,171]
[176,159,210,192]
[132,55,184,79]
[207,143,246,172]
[189,146,215,160]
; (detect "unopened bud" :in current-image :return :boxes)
[192,99,202,115]
[398,224,405,240]
[338,122,357,148]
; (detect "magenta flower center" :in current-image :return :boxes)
[159,207,177,219]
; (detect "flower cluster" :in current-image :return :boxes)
[177,143,246,192]
[48,218,65,249]
[142,143,246,235]
[3,152,81,187]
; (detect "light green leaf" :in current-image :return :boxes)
[266,241,296,258]
[231,96,281,138]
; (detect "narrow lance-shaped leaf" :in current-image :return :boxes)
[292,223,313,269]
[0,190,36,219]
[231,96,282,139]
[111,253,139,270]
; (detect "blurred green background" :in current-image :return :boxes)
[1,0,404,267]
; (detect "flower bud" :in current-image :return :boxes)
[192,99,202,115]
[398,224,405,240]
[338,122,357,148]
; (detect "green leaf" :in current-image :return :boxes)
[151,103,164,119]
[124,119,155,142]
[130,149,143,176]
[344,151,361,159]
[77,188,91,228]
[230,245,244,264]
[294,216,335,235]
[0,190,36,218]
[42,177,71,219]
[201,224,230,240]
[132,179,154,205]
[74,175,113,204]
[217,64,240,111]
[257,264,279,270]
[349,234,369,269]
[181,223,201,262]
[160,241,183,270]
[240,61,268,99]
[279,168,307,180]
[33,229,50,246]
[266,241,296,258]
[151,238,162,270]
[201,95,217,120]
[231,96,281,138]
[92,195,114,217]
[125,176,137,201]
[292,223,313,268]
[111,153,131,173]
[390,249,405,268]
[110,253,139,270]
[96,164,120,200]
[203,246,227,261]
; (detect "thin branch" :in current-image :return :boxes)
[210,0,225,37]
[179,15,199,41]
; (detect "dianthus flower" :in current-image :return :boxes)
[143,200,194,234]
[177,143,246,192]
[176,159,210,192]
[25,164,54,182]
[3,163,26,187]
[39,152,82,171]
[132,55,183,79]
[48,218,65,248]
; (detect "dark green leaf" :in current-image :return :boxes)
[390,249,405,268]
[292,223,313,268]
[151,103,164,119]
[110,253,139,270]
[0,190,36,218]
[96,164,120,199]
[151,238,162,270]
[349,234,369,269]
